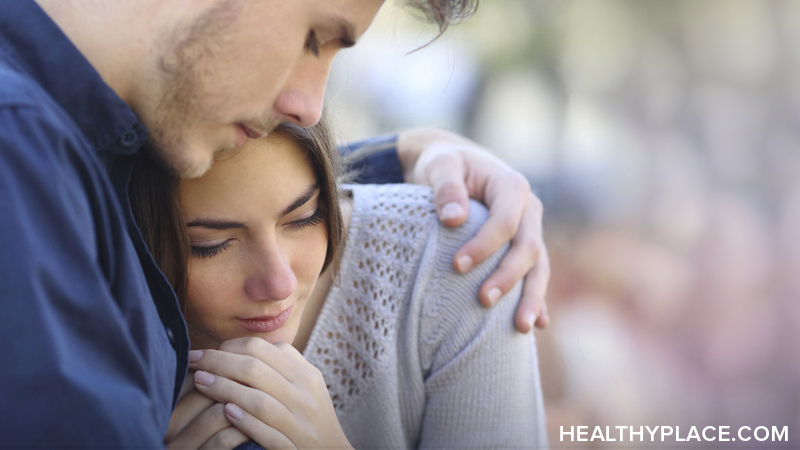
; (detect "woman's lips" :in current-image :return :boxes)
[238,305,293,333]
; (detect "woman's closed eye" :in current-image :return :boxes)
[287,207,325,231]
[191,239,234,259]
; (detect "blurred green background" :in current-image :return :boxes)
[327,1,799,447]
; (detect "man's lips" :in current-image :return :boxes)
[234,124,266,148]
[240,124,266,139]
[238,305,293,333]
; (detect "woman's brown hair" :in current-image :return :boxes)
[129,113,345,308]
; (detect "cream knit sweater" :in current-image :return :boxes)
[302,184,548,449]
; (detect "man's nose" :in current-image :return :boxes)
[273,59,333,127]
[243,250,297,302]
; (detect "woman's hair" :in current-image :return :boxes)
[129,113,345,308]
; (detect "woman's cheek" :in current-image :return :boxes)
[187,263,237,327]
[307,225,330,271]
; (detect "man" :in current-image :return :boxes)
[0,0,549,447]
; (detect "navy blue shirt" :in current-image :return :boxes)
[0,1,402,447]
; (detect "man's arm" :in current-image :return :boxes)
[0,107,164,447]
[340,129,550,332]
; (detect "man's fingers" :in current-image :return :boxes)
[535,299,550,329]
[477,238,539,307]
[198,425,250,450]
[422,148,470,227]
[453,187,527,274]
[224,403,297,449]
[514,246,551,333]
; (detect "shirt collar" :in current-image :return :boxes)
[0,0,147,155]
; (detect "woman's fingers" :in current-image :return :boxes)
[224,403,297,449]
[191,371,305,440]
[166,385,216,442]
[189,344,295,396]
[272,341,308,364]
[192,341,352,449]
[166,402,231,450]
[198,425,250,450]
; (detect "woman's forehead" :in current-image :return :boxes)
[179,135,315,207]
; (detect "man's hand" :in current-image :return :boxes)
[397,128,550,332]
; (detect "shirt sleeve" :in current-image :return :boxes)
[0,107,165,447]
[339,134,404,184]
[416,200,548,449]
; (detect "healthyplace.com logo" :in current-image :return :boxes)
[560,425,789,443]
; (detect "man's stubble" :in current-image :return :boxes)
[145,0,267,179]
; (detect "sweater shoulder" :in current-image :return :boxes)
[303,183,439,412]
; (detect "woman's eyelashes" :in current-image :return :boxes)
[191,239,234,259]
[287,207,325,231]
[190,208,325,258]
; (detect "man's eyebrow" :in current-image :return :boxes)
[328,15,357,48]
[281,183,320,218]
[186,219,246,230]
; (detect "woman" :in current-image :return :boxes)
[130,117,547,449]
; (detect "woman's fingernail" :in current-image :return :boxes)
[440,202,465,221]
[456,255,473,273]
[225,403,244,421]
[487,287,502,305]
[188,350,203,363]
[194,370,215,386]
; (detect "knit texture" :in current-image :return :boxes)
[303,184,548,449]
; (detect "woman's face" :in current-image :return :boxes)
[178,134,328,349]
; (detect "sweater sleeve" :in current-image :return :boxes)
[416,199,548,449]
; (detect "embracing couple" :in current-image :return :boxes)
[0,0,549,448]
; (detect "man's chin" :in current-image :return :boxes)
[144,139,215,179]
[175,157,214,179]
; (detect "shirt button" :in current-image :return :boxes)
[120,130,138,147]
[165,327,175,344]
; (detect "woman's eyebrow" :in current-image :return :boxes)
[186,219,245,230]
[280,183,320,218]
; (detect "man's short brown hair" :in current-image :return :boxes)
[403,0,479,35]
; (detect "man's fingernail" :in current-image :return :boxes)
[525,312,536,330]
[194,370,215,386]
[456,255,473,273]
[440,202,465,221]
[225,403,244,421]
[188,350,203,363]
[487,287,502,305]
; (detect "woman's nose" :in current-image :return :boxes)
[243,251,297,302]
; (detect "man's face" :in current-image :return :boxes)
[134,0,384,178]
